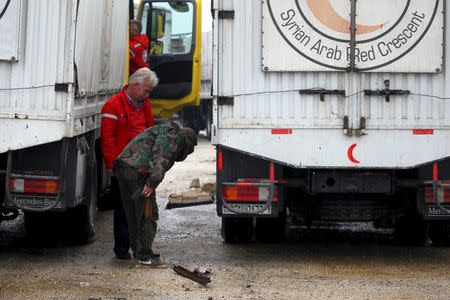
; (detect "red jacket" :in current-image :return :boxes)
[129,34,150,75]
[100,86,154,169]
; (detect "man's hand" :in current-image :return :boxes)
[106,169,115,177]
[141,184,154,198]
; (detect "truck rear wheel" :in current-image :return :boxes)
[67,156,97,244]
[68,195,96,244]
[25,212,61,242]
[394,212,427,246]
[429,222,450,246]
[255,215,286,243]
[222,217,253,243]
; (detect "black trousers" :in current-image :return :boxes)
[111,176,130,255]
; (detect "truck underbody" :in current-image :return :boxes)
[216,147,450,245]
[0,132,102,244]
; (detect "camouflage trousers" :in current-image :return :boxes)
[114,163,159,261]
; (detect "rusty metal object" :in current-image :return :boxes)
[173,266,211,285]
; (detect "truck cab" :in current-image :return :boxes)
[136,0,202,120]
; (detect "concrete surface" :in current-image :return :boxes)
[1,138,449,299]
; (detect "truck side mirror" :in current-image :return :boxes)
[151,8,166,40]
[137,0,201,119]
[151,40,164,55]
[169,2,189,13]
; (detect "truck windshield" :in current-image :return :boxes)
[141,2,194,55]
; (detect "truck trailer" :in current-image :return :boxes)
[211,0,450,244]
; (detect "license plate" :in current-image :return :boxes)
[424,205,450,216]
[222,203,271,215]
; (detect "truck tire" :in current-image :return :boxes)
[255,215,286,243]
[221,217,253,243]
[25,212,60,242]
[429,222,450,246]
[67,156,98,244]
[394,212,427,246]
[96,149,113,211]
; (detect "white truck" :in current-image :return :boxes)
[0,0,202,243]
[211,0,450,244]
[0,0,128,242]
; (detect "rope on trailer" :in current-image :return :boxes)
[226,89,450,101]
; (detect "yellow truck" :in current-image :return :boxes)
[135,0,203,122]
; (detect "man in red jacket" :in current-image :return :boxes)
[129,20,150,76]
[101,67,158,259]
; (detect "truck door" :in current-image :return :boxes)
[257,0,446,137]
[215,0,353,132]
[352,0,446,135]
[138,0,201,119]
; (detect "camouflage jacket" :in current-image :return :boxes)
[116,123,187,189]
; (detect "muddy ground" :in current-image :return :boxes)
[1,138,450,299]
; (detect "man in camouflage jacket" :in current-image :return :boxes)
[114,122,197,266]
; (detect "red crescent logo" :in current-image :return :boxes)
[306,0,387,35]
[347,143,360,164]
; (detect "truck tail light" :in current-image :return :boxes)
[10,179,59,195]
[425,180,450,204]
[222,184,278,203]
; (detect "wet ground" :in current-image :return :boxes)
[1,139,450,299]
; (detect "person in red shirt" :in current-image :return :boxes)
[129,20,150,76]
[101,67,158,259]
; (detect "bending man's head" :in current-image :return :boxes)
[177,127,197,161]
[127,68,159,102]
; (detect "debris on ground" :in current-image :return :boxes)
[166,179,216,209]
[173,265,212,285]
[200,182,215,194]
[193,266,211,276]
[79,282,90,287]
[189,178,201,189]
[135,262,170,269]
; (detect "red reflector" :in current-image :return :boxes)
[222,185,278,203]
[433,163,439,181]
[217,150,223,172]
[425,180,450,204]
[270,162,275,183]
[10,179,58,195]
[413,129,434,135]
[271,129,292,135]
[235,182,253,187]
